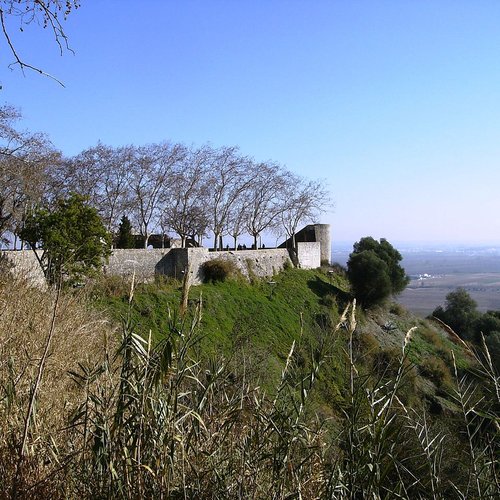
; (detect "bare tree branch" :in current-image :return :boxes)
[0,0,80,85]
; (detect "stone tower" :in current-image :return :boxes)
[278,223,331,264]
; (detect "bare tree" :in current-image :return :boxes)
[129,142,185,248]
[97,145,136,234]
[0,0,80,84]
[162,146,209,248]
[226,195,248,250]
[69,143,135,234]
[62,147,103,205]
[206,146,253,250]
[279,174,332,258]
[0,105,56,247]
[244,161,286,249]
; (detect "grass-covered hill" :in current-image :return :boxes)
[98,267,474,409]
[1,266,498,498]
[98,268,348,387]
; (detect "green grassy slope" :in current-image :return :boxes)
[97,267,474,412]
[98,268,349,391]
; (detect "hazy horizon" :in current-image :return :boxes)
[333,240,500,251]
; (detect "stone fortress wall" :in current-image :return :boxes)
[2,224,331,285]
[0,250,46,287]
[159,247,293,284]
[104,243,317,285]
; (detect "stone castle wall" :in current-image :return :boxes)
[279,224,331,264]
[157,247,294,285]
[106,242,320,285]
[104,248,173,281]
[3,225,327,286]
[296,242,321,269]
[1,250,46,288]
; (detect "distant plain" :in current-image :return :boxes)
[332,246,500,317]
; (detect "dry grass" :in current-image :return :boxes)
[0,275,116,496]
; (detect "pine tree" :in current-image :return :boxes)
[116,215,135,249]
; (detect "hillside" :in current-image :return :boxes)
[98,267,474,411]
[1,267,498,498]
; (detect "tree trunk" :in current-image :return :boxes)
[289,232,299,267]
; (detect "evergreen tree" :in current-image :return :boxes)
[116,215,135,249]
[432,288,479,340]
[347,237,409,307]
[20,194,111,285]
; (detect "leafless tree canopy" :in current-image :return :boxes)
[0,106,58,246]
[1,105,332,250]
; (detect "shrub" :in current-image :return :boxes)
[20,193,112,285]
[202,258,238,283]
[420,356,452,388]
[390,302,406,316]
[372,346,402,377]
[432,288,479,341]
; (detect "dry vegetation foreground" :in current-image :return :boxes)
[0,273,115,497]
[0,269,498,499]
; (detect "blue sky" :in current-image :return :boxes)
[2,0,500,245]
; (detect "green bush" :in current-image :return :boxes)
[20,193,111,285]
[202,258,239,283]
[347,237,409,308]
[432,288,479,341]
